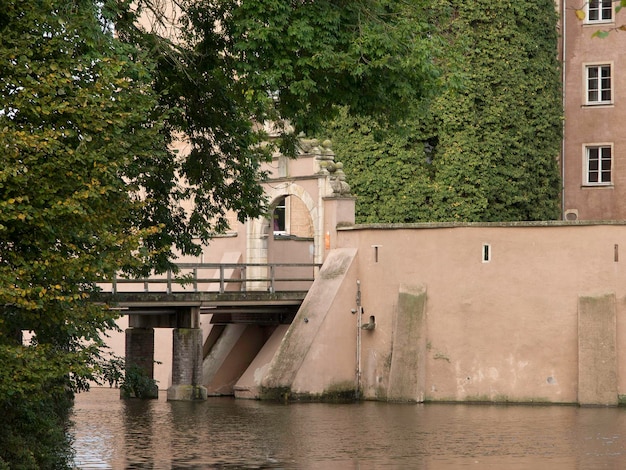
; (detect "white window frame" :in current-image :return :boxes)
[583,143,613,186]
[272,196,290,236]
[584,63,613,106]
[584,0,614,24]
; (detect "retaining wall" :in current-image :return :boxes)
[261,222,626,405]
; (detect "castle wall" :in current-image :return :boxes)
[321,222,626,404]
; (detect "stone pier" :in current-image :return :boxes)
[168,327,208,401]
[124,306,207,401]
[124,327,158,398]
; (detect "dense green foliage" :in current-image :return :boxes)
[115,0,438,188]
[326,0,563,223]
[0,0,165,466]
[324,107,436,223]
[220,0,438,140]
[0,0,437,467]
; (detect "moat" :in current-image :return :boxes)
[72,387,626,469]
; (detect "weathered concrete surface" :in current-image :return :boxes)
[124,327,158,399]
[260,248,358,399]
[202,324,271,396]
[387,284,427,402]
[168,328,207,401]
[336,223,626,404]
[202,324,246,392]
[167,384,207,401]
[234,325,290,399]
[578,293,617,406]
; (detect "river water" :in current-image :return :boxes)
[71,387,626,469]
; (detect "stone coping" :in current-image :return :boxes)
[337,220,626,230]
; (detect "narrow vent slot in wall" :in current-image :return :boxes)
[482,244,491,263]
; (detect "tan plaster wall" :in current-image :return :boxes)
[109,222,626,404]
[324,223,626,404]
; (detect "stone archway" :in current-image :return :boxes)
[246,183,320,291]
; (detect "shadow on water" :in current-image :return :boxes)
[72,388,626,469]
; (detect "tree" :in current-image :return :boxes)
[325,0,563,223]
[0,0,165,466]
[0,0,438,466]
[109,0,439,254]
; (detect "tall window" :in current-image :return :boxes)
[273,196,287,235]
[585,145,612,185]
[586,65,612,105]
[586,0,613,23]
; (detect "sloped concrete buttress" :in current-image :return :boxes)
[234,325,290,399]
[578,293,617,406]
[202,324,270,395]
[202,324,247,392]
[260,248,358,398]
[200,252,243,367]
[387,284,427,402]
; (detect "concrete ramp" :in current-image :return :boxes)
[260,248,358,400]
[200,251,243,385]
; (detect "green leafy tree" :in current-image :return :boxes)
[326,0,562,223]
[109,0,439,247]
[0,0,165,466]
[1,0,438,466]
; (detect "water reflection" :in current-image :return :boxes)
[72,388,626,469]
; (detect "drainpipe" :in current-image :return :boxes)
[561,0,567,219]
[355,280,362,399]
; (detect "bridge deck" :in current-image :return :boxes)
[95,290,308,325]
[95,263,316,325]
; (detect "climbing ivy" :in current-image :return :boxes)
[323,106,436,224]
[429,0,562,222]
[325,0,563,223]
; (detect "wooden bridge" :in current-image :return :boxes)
[96,262,319,325]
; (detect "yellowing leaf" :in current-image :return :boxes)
[575,9,585,20]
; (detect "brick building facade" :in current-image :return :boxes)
[561,0,626,220]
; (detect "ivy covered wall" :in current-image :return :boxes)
[325,0,562,223]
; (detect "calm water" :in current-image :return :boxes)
[71,387,626,469]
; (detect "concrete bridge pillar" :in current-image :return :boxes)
[167,308,207,401]
[124,327,158,398]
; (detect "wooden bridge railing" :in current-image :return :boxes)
[107,263,321,295]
